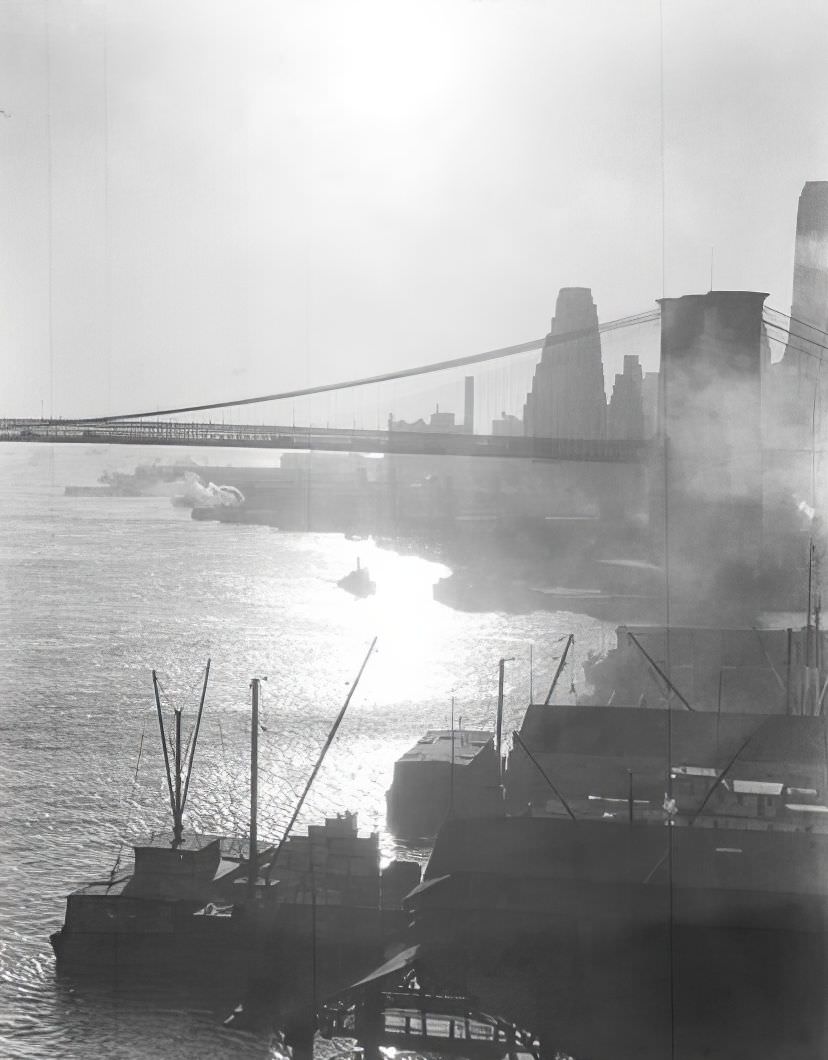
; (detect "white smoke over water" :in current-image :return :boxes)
[173,472,244,509]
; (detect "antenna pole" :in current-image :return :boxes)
[152,670,176,825]
[173,707,183,846]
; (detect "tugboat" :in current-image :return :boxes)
[337,557,376,598]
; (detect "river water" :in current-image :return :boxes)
[0,444,611,1059]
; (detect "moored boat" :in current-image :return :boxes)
[400,701,828,1060]
[50,644,419,1014]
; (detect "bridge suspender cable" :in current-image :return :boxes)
[76,309,660,423]
[763,318,828,357]
[765,306,828,340]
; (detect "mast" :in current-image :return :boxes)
[815,536,822,704]
[496,657,514,781]
[152,670,175,830]
[808,539,814,662]
[152,662,210,849]
[544,634,574,705]
[786,627,793,715]
[173,707,183,846]
[805,541,817,714]
[249,677,263,900]
[449,695,455,817]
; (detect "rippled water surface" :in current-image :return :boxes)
[0,445,611,1059]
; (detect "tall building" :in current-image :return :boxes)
[607,354,646,439]
[642,371,660,438]
[782,181,828,380]
[523,288,607,439]
[764,182,828,461]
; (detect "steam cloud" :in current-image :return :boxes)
[174,472,244,509]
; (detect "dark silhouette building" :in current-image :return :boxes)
[523,287,607,439]
[762,183,828,545]
[782,181,828,381]
[607,354,646,439]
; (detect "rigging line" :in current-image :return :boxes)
[513,730,577,821]
[109,722,147,883]
[766,306,828,339]
[263,637,377,884]
[763,328,826,358]
[180,663,210,768]
[152,671,176,818]
[74,310,661,424]
[764,326,827,357]
[765,330,819,352]
[627,632,694,711]
[689,724,768,824]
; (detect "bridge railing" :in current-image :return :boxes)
[0,418,652,462]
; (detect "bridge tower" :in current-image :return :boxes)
[654,290,767,622]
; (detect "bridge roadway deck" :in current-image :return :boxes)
[0,419,648,463]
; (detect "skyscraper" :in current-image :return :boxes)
[607,354,646,439]
[523,287,607,439]
[782,181,828,379]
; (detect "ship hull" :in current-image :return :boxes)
[410,816,828,1060]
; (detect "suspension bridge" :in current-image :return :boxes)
[0,308,661,464]
[0,301,815,463]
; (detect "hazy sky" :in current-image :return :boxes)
[1,0,827,419]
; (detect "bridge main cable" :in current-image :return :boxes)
[77,308,660,423]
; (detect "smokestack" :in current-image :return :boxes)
[464,375,474,434]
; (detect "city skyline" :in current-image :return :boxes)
[1,1,827,419]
